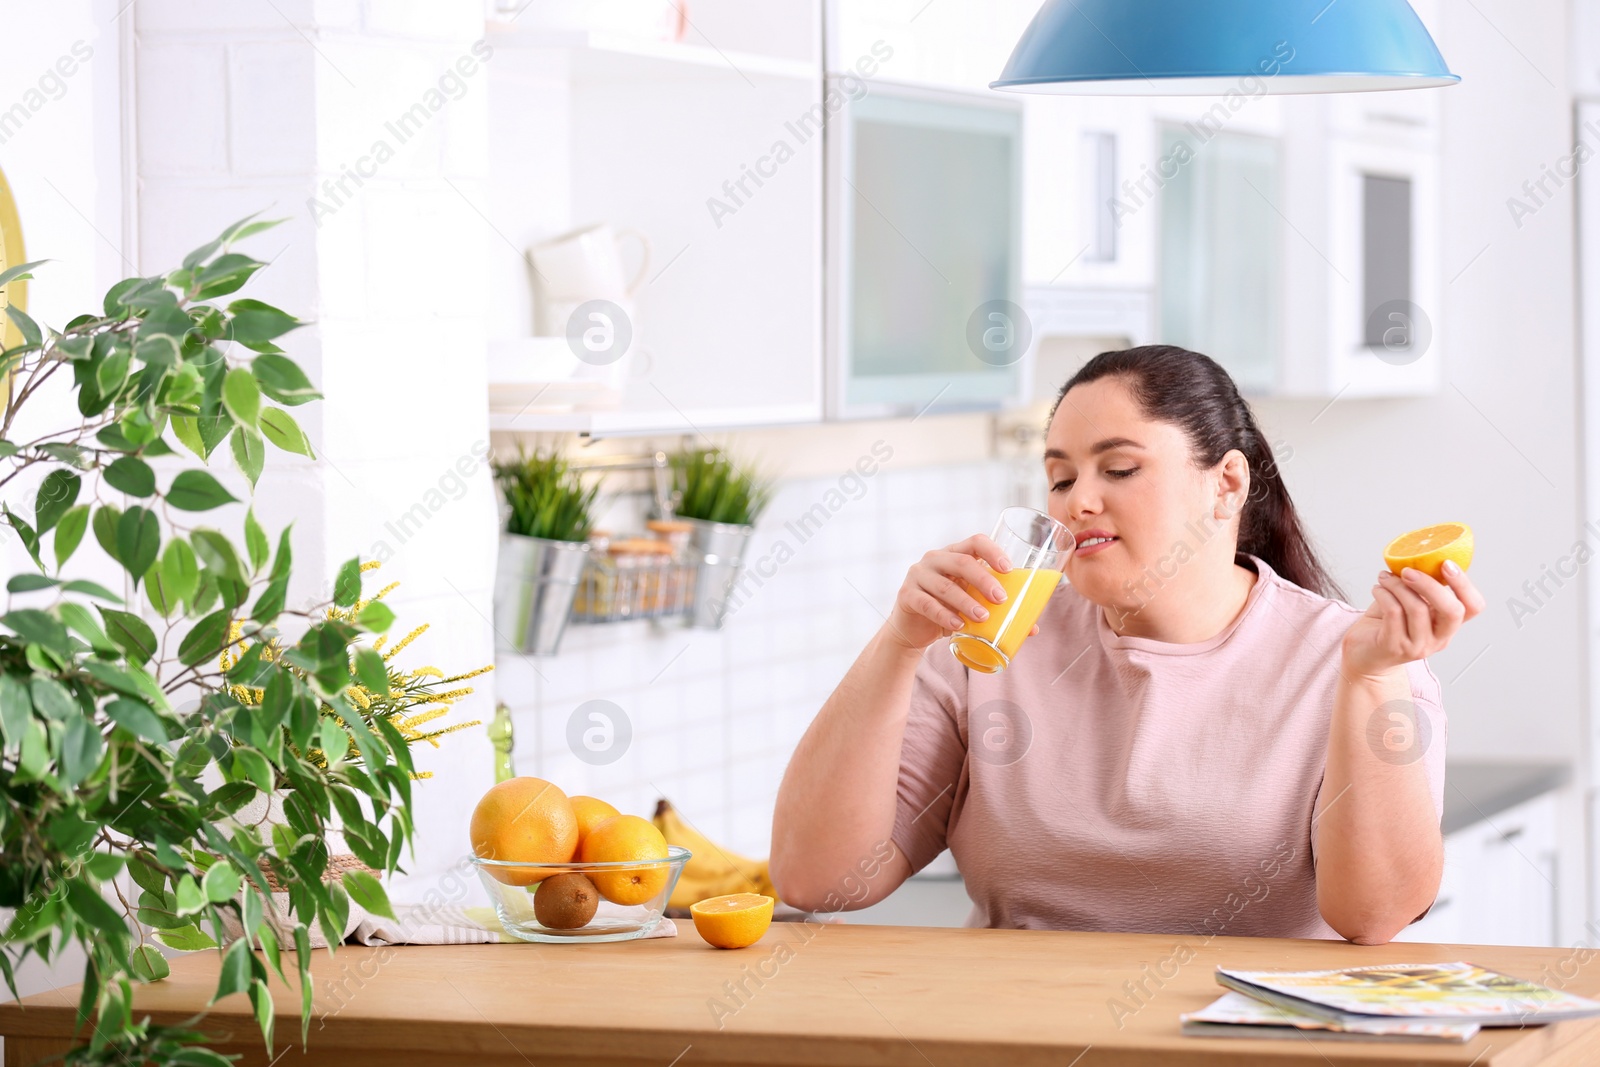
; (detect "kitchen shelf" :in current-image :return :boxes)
[486,337,622,414]
[485,23,819,82]
[488,402,822,437]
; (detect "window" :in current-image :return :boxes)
[1362,174,1414,350]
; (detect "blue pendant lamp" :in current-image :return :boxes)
[991,0,1458,95]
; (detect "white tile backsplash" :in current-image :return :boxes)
[494,458,1011,860]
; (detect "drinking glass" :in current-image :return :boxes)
[948,507,1073,674]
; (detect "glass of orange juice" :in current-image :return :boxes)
[948,507,1073,674]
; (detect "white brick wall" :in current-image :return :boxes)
[134,0,499,903]
[493,459,1010,858]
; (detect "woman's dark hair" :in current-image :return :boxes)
[1048,344,1346,603]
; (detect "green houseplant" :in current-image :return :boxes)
[0,216,421,1066]
[669,448,773,528]
[491,447,601,655]
[668,448,772,629]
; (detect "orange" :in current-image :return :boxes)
[470,777,579,886]
[1383,523,1474,581]
[690,893,775,949]
[578,814,670,906]
[569,795,621,844]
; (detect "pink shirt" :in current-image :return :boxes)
[890,553,1447,939]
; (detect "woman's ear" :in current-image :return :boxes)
[1213,449,1251,522]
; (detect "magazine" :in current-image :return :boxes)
[1214,962,1600,1027]
[1181,991,1480,1042]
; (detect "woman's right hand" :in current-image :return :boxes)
[884,533,1033,651]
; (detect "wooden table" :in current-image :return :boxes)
[5,920,1600,1066]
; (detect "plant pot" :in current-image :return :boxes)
[494,533,591,655]
[219,790,371,950]
[683,517,754,629]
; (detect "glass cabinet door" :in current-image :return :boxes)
[1158,127,1283,395]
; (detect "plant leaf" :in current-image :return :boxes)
[116,507,161,586]
[53,505,90,569]
[230,747,274,793]
[104,697,171,743]
[259,407,313,457]
[213,938,251,1002]
[154,924,217,952]
[202,862,242,904]
[34,470,81,534]
[161,539,200,606]
[222,367,261,428]
[6,305,41,347]
[5,610,70,654]
[227,299,301,353]
[0,675,31,749]
[129,945,170,983]
[167,470,238,512]
[171,415,206,459]
[30,677,77,719]
[61,579,121,602]
[92,504,123,564]
[177,607,232,666]
[333,557,361,608]
[103,456,156,498]
[353,647,390,697]
[3,506,42,571]
[0,259,47,288]
[63,880,125,939]
[231,425,264,488]
[341,870,396,921]
[98,608,158,664]
[59,714,105,787]
[251,353,320,406]
[240,511,269,575]
[353,601,394,633]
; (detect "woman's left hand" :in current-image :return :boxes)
[1342,563,1486,680]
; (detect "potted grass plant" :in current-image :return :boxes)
[491,447,601,654]
[668,448,773,629]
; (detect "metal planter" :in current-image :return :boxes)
[684,517,754,630]
[494,533,590,655]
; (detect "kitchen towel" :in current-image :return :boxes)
[350,903,677,945]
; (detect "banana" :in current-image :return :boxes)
[653,799,780,908]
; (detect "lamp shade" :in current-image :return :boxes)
[991,0,1458,95]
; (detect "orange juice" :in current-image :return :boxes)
[949,566,1063,673]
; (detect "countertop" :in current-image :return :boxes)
[6,921,1599,1066]
[1441,760,1570,835]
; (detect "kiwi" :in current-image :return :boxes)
[534,873,600,929]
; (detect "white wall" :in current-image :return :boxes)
[0,0,130,1016]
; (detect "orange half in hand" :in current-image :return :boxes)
[1384,523,1473,581]
[690,893,775,949]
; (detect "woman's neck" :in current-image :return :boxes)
[1103,559,1259,644]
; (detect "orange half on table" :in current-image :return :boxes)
[1383,523,1473,581]
[690,893,775,949]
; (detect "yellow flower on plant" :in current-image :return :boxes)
[221,563,490,775]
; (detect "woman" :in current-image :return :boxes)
[770,345,1484,945]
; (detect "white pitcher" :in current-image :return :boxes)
[528,223,652,337]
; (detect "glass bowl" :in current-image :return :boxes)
[472,846,691,943]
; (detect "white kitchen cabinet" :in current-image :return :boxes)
[486,4,826,435]
[1396,791,1560,948]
